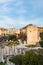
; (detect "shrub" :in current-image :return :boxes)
[22,50,40,65]
[9,55,22,65]
[39,41,43,47]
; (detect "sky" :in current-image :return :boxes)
[0,0,43,29]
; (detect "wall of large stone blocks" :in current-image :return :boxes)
[27,25,40,45]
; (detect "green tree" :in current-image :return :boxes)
[40,32,43,40]
[39,41,43,47]
[39,32,43,47]
[19,32,27,43]
[9,50,42,65]
[7,34,17,41]
[22,50,40,65]
[38,55,43,65]
[0,62,6,65]
[9,55,22,65]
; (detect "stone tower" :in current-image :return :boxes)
[27,24,40,45]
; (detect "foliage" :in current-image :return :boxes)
[40,32,43,40]
[0,62,6,65]
[9,55,22,65]
[0,34,17,43]
[9,50,43,65]
[0,34,19,47]
[39,32,43,47]
[0,36,7,42]
[19,32,27,41]
[39,41,43,47]
[7,34,17,41]
[38,49,43,55]
[38,55,43,65]
[22,50,40,65]
[6,41,19,46]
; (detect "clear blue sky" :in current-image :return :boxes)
[0,0,43,28]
